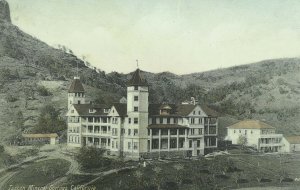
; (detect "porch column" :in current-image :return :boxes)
[159,129,161,157]
[150,129,152,152]
[176,129,179,151]
[185,129,188,148]
[168,129,170,151]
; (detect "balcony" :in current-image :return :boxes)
[260,134,283,138]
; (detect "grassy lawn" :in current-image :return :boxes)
[88,154,300,190]
[3,159,70,188]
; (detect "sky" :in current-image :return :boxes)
[6,0,300,74]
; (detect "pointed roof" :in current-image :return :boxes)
[113,103,127,117]
[227,120,275,129]
[127,69,148,86]
[68,77,85,93]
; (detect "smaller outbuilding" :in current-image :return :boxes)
[282,136,300,152]
[22,133,58,145]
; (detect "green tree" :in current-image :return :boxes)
[0,144,4,154]
[35,105,66,133]
[37,85,52,96]
[76,146,108,169]
[16,111,25,131]
[237,135,248,151]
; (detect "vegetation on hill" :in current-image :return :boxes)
[0,0,299,144]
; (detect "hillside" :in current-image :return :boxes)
[0,0,299,143]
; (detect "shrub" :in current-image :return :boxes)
[0,144,4,154]
[76,146,108,169]
[5,94,18,102]
[37,86,52,96]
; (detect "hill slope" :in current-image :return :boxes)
[0,0,299,142]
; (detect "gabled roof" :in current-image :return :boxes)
[127,69,148,86]
[227,120,275,129]
[113,103,127,117]
[176,104,197,116]
[68,78,85,93]
[200,104,220,117]
[285,136,300,144]
[73,104,111,116]
[148,124,188,129]
[148,103,219,117]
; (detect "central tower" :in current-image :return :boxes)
[126,69,149,157]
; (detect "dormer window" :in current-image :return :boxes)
[104,109,110,113]
[160,105,172,115]
[89,109,96,113]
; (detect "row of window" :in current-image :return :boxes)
[128,118,139,124]
[69,135,80,143]
[234,129,253,135]
[68,126,79,133]
[128,142,139,150]
[68,92,84,97]
[68,116,80,123]
[84,125,111,134]
[111,140,119,149]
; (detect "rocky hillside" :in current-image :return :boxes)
[0,0,299,143]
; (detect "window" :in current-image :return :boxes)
[160,118,163,124]
[197,140,201,147]
[189,140,193,148]
[152,139,159,149]
[161,129,168,135]
[239,130,241,133]
[191,118,195,124]
[170,138,177,148]
[128,118,131,124]
[134,118,138,124]
[179,138,185,148]
[134,86,138,90]
[234,130,236,134]
[128,142,131,149]
[128,129,131,136]
[88,126,93,133]
[161,139,168,149]
[167,118,170,124]
[152,117,156,124]
[94,126,100,133]
[133,142,138,150]
[116,141,118,149]
[88,117,93,122]
[170,129,177,135]
[112,141,114,148]
[179,129,185,135]
[134,96,139,101]
[198,111,201,115]
[134,129,138,136]
[71,110,74,113]
[134,107,138,112]
[174,118,178,124]
[193,111,196,115]
[245,130,247,135]
[78,100,81,104]
[152,129,159,136]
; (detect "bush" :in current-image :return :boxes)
[5,94,18,102]
[0,144,4,154]
[76,146,109,169]
[37,86,52,96]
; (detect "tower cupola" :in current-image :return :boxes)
[68,77,85,110]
